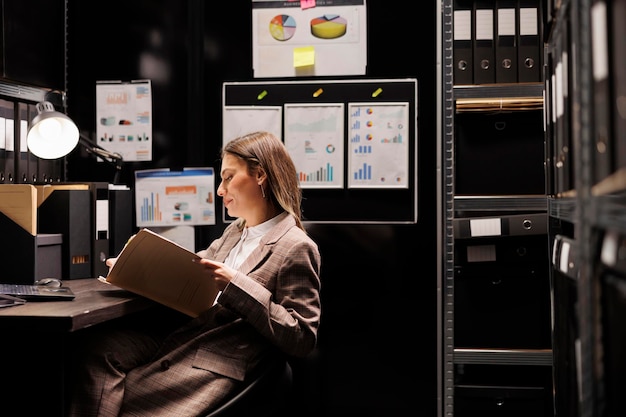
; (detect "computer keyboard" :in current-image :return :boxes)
[0,284,39,295]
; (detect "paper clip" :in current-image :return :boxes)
[313,88,324,97]
[257,90,268,100]
[372,88,383,98]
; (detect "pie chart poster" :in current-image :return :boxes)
[252,0,367,78]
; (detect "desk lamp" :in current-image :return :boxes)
[26,101,124,184]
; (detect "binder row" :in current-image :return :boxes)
[544,9,572,196]
[589,0,626,190]
[545,0,626,196]
[0,98,64,185]
[453,0,543,85]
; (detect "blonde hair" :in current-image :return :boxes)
[222,131,304,230]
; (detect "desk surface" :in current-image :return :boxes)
[0,278,154,332]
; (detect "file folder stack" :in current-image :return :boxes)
[452,0,543,85]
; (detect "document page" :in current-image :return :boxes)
[105,228,218,317]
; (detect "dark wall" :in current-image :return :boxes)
[66,1,437,415]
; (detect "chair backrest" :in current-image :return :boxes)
[204,358,293,417]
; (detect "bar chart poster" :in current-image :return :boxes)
[284,103,344,189]
[347,102,409,189]
[134,168,216,227]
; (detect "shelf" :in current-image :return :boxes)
[548,197,578,224]
[455,83,545,112]
[0,79,57,104]
[454,195,547,213]
[456,96,544,113]
[454,83,544,101]
[454,348,553,366]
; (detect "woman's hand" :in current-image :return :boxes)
[105,257,118,269]
[193,258,236,291]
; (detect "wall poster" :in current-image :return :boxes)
[252,0,367,78]
[284,103,344,189]
[134,168,216,228]
[347,102,409,189]
[95,80,153,162]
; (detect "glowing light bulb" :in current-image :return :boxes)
[38,117,63,140]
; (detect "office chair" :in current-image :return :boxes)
[204,357,293,417]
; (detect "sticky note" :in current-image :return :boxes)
[294,46,315,68]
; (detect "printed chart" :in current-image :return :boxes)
[284,103,344,189]
[310,14,347,39]
[134,168,216,227]
[252,0,367,77]
[347,102,409,188]
[269,14,297,41]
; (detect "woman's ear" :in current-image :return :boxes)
[256,168,267,185]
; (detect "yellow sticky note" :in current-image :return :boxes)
[293,46,315,68]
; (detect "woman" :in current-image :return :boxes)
[70,131,321,416]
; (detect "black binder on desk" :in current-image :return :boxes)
[517,0,542,82]
[25,104,39,183]
[453,0,474,85]
[17,105,30,183]
[88,182,110,278]
[1,101,15,184]
[108,186,133,257]
[473,0,496,84]
[0,117,5,183]
[495,0,518,83]
[38,188,92,279]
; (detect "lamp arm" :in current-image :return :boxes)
[79,134,125,184]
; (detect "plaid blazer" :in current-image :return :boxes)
[118,212,321,416]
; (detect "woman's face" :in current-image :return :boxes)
[217,153,261,220]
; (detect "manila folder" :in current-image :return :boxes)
[105,228,218,317]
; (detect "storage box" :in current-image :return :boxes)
[0,210,63,284]
[36,233,63,280]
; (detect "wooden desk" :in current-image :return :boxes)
[0,278,155,416]
[0,278,155,331]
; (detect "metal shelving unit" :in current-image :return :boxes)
[439,1,553,415]
[547,0,626,415]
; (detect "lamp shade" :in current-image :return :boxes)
[26,101,79,159]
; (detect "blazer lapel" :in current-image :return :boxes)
[213,224,244,262]
[238,213,295,274]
